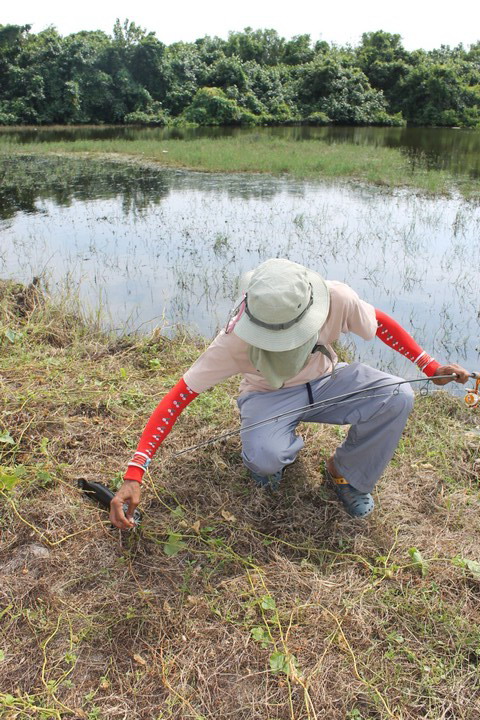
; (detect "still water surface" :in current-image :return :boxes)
[1,153,479,382]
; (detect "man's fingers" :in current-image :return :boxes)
[108,481,141,529]
[125,499,139,521]
[433,364,471,386]
[110,497,134,529]
[449,365,470,384]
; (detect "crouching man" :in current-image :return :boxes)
[110,258,469,527]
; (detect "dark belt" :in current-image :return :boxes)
[306,344,337,405]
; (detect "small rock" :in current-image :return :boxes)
[27,544,51,559]
[5,543,51,573]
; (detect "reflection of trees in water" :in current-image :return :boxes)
[0,156,172,219]
[0,155,309,221]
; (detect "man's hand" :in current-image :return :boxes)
[110,480,141,529]
[431,363,470,386]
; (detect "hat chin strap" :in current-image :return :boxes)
[225,295,246,334]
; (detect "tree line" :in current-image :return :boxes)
[0,21,479,128]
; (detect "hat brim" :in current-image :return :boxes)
[233,269,330,351]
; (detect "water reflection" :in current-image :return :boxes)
[0,156,299,220]
[1,156,479,385]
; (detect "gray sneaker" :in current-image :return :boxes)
[325,465,374,518]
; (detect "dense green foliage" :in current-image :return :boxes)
[0,22,479,127]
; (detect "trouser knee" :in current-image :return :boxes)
[392,383,415,416]
[242,438,302,476]
[242,447,285,476]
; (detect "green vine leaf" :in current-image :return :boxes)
[453,556,480,579]
[0,472,20,492]
[163,532,186,557]
[408,547,428,577]
[5,328,21,344]
[260,595,276,611]
[269,651,299,677]
[269,650,288,673]
[251,626,270,648]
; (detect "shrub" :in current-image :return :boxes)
[182,86,259,126]
[304,111,331,125]
[124,110,167,126]
[269,101,298,124]
[0,110,18,125]
[372,110,406,126]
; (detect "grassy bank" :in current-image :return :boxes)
[1,281,480,719]
[1,135,477,198]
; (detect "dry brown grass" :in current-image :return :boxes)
[1,280,480,720]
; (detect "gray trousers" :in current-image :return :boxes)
[237,362,414,493]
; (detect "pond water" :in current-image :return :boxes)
[1,151,479,385]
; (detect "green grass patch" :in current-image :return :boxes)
[1,135,477,198]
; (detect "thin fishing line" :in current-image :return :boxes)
[173,374,458,457]
[174,391,399,456]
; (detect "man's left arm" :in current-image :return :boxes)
[375,309,470,386]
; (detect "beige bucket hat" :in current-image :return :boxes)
[233,258,330,351]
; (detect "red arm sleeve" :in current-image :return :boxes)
[124,378,198,483]
[375,309,440,378]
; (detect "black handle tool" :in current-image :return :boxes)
[78,479,142,528]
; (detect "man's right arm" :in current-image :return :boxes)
[110,330,241,529]
[110,378,197,529]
